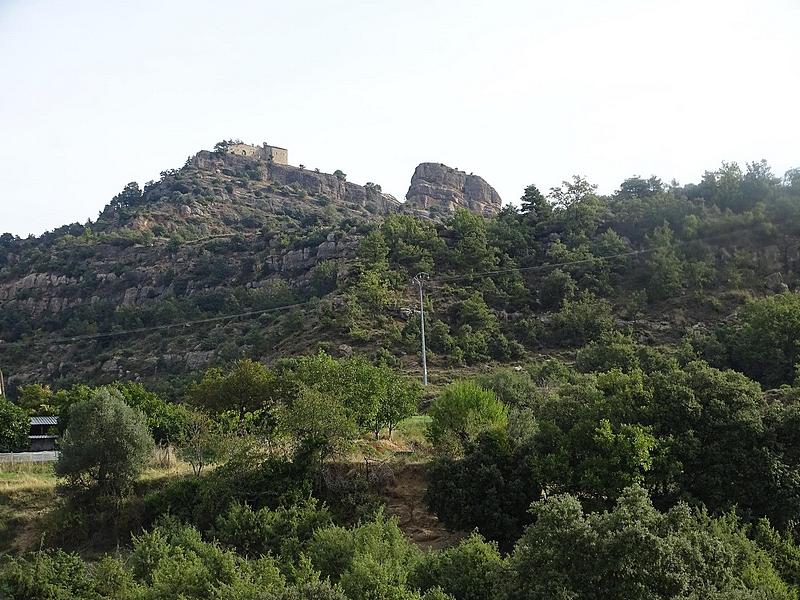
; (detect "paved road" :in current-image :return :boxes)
[0,451,59,463]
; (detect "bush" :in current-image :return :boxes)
[0,397,28,452]
[719,292,800,387]
[213,499,332,561]
[143,452,313,530]
[426,431,538,549]
[548,292,613,346]
[409,534,505,600]
[427,382,507,455]
[55,389,154,500]
[575,331,640,373]
[503,486,795,600]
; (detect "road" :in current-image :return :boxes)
[0,451,59,463]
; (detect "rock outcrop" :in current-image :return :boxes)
[190,151,401,215]
[404,163,502,217]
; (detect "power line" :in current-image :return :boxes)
[0,300,314,350]
[427,226,778,285]
[0,223,785,351]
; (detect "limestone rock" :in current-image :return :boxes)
[765,272,789,293]
[186,350,215,370]
[404,163,502,217]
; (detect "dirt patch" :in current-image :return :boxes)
[379,462,464,550]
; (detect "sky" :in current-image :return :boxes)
[1,0,798,237]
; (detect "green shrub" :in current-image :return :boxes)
[213,498,332,561]
[56,388,154,500]
[427,382,507,456]
[0,397,28,452]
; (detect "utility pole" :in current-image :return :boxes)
[0,368,4,397]
[412,273,429,386]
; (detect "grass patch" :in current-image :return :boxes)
[395,414,431,444]
[0,463,57,554]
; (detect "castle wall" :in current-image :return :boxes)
[266,146,288,165]
[227,143,263,158]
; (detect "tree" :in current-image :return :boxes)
[109,182,143,209]
[374,372,421,440]
[548,175,598,208]
[177,411,229,476]
[520,184,551,221]
[409,533,504,600]
[281,385,357,463]
[0,396,28,452]
[503,486,794,600]
[720,292,800,387]
[616,175,663,200]
[356,230,390,271]
[646,223,683,301]
[445,209,499,273]
[426,430,538,548]
[55,389,154,499]
[111,381,192,446]
[188,359,281,431]
[17,383,56,415]
[549,291,613,345]
[539,268,576,310]
[427,381,507,454]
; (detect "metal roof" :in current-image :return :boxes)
[30,416,58,426]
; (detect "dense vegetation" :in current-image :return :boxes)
[1,159,800,390]
[4,159,800,598]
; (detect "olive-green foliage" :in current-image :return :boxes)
[539,268,576,310]
[51,382,190,445]
[281,385,358,461]
[504,486,796,600]
[575,330,640,373]
[143,450,313,531]
[213,499,332,561]
[425,430,540,548]
[17,383,56,416]
[475,368,539,409]
[0,549,103,600]
[188,358,281,427]
[307,511,421,600]
[428,355,800,547]
[409,534,505,600]
[646,223,684,301]
[109,381,192,445]
[309,260,340,296]
[548,292,614,346]
[288,351,421,444]
[719,292,800,387]
[0,396,29,452]
[2,489,799,600]
[427,381,507,455]
[55,388,154,499]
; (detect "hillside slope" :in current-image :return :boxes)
[1,150,799,394]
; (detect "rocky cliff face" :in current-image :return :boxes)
[190,151,401,215]
[0,145,509,385]
[404,163,502,217]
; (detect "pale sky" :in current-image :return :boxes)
[1,0,798,237]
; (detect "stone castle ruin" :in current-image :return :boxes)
[205,141,502,218]
[225,142,288,165]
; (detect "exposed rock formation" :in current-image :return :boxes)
[190,151,401,215]
[404,163,502,217]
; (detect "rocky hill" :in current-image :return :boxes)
[404,163,502,217]
[1,149,798,397]
[0,141,507,390]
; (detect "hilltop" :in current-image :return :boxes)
[0,146,798,396]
